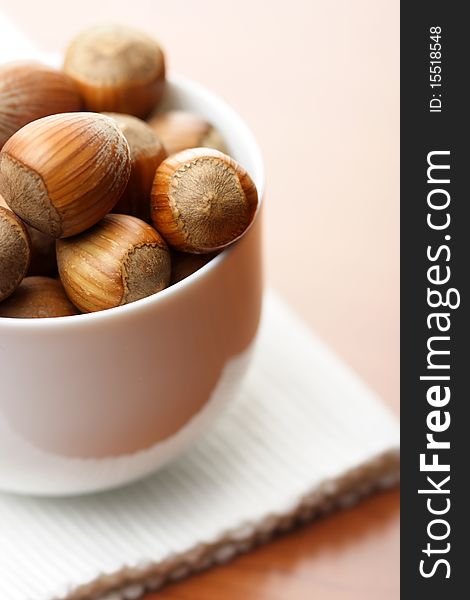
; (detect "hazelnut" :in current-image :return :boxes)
[0,112,131,238]
[104,113,166,221]
[151,148,258,253]
[0,276,79,318]
[0,206,31,302]
[0,194,56,276]
[0,61,82,148]
[57,214,171,312]
[64,24,166,118]
[170,250,218,285]
[26,226,57,277]
[148,110,226,156]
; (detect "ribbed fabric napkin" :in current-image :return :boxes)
[0,290,399,600]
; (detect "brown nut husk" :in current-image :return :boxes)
[0,113,131,238]
[104,113,166,221]
[0,194,57,276]
[57,214,171,313]
[151,148,258,253]
[148,110,226,156]
[64,24,166,118]
[0,61,82,148]
[0,276,79,318]
[0,206,31,301]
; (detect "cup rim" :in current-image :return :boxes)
[0,73,265,330]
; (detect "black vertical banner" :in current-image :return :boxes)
[401,2,469,598]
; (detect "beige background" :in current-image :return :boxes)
[1,0,399,597]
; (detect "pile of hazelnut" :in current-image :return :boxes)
[0,25,258,318]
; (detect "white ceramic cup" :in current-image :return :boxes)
[0,75,265,496]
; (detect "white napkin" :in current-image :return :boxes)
[0,290,399,600]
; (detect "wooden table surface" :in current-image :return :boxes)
[148,490,399,600]
[3,0,399,597]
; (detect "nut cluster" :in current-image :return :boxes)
[0,25,258,319]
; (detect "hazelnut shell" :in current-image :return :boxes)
[0,205,31,302]
[0,193,56,276]
[0,61,82,148]
[148,110,226,156]
[170,250,218,285]
[0,276,79,318]
[151,148,258,253]
[64,24,165,118]
[57,214,171,312]
[0,112,131,238]
[104,112,166,221]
